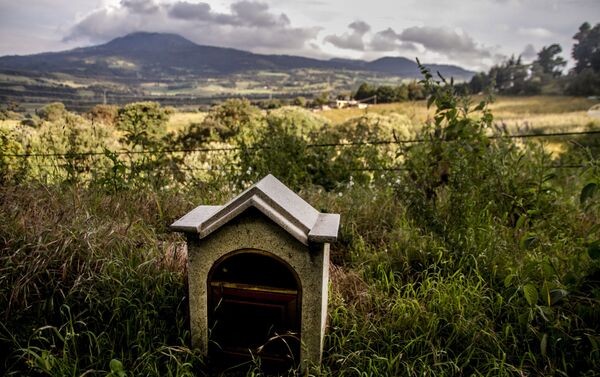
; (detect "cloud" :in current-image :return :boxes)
[167,2,212,21]
[349,20,370,35]
[65,0,319,54]
[398,26,490,59]
[369,28,400,51]
[322,22,489,69]
[120,0,159,14]
[368,28,418,52]
[520,43,537,60]
[230,1,290,28]
[517,27,553,38]
[324,20,371,50]
[167,1,290,27]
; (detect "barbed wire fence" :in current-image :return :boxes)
[2,129,599,186]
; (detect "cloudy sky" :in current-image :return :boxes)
[0,0,598,71]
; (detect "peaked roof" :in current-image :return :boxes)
[170,174,339,245]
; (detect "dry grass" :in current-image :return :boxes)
[0,119,21,129]
[318,95,600,133]
[166,111,206,132]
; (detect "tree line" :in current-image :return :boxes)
[464,22,600,96]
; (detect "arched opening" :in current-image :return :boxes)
[207,249,301,371]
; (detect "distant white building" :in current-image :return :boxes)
[335,99,368,109]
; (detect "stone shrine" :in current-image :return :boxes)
[171,174,340,372]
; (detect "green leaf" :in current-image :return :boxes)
[588,240,600,260]
[474,101,486,111]
[580,182,597,205]
[109,359,126,377]
[541,281,551,306]
[542,173,557,183]
[541,260,555,277]
[520,232,538,250]
[540,333,548,356]
[110,359,124,372]
[504,273,515,288]
[515,214,528,230]
[536,305,554,322]
[523,284,538,306]
[427,95,435,109]
[550,289,569,305]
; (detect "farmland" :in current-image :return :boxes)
[1,77,600,376]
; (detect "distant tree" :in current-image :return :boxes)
[407,81,426,100]
[312,91,330,107]
[354,83,376,100]
[0,101,21,121]
[535,44,566,77]
[336,92,352,100]
[566,22,600,96]
[116,102,170,149]
[509,56,530,94]
[352,82,421,103]
[566,68,600,96]
[467,72,491,94]
[202,98,262,139]
[375,85,398,103]
[482,55,538,95]
[37,102,67,122]
[257,98,282,110]
[572,22,600,74]
[87,104,118,126]
[292,96,307,107]
[395,85,409,101]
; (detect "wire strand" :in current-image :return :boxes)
[2,129,600,158]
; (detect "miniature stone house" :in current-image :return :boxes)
[170,174,339,371]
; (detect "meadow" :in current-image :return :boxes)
[1,76,600,376]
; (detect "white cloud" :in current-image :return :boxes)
[323,20,371,50]
[66,0,320,54]
[517,27,554,38]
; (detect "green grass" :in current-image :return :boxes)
[2,178,598,376]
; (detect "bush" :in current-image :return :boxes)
[0,125,27,184]
[116,102,170,149]
[37,102,67,122]
[87,104,119,126]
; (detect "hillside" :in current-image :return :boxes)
[0,32,474,81]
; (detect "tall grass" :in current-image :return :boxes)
[0,185,225,376]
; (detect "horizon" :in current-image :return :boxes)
[1,0,598,72]
[0,31,474,71]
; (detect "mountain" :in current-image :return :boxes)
[0,32,474,81]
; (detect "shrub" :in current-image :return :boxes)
[116,102,170,149]
[87,104,119,126]
[37,102,67,122]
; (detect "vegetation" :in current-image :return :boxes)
[353,81,426,104]
[1,64,600,376]
[465,21,600,97]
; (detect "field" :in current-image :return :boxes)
[319,95,600,130]
[0,68,409,113]
[1,85,600,376]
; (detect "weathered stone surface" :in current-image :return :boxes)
[170,205,222,233]
[170,174,339,245]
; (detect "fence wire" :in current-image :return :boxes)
[2,129,600,159]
